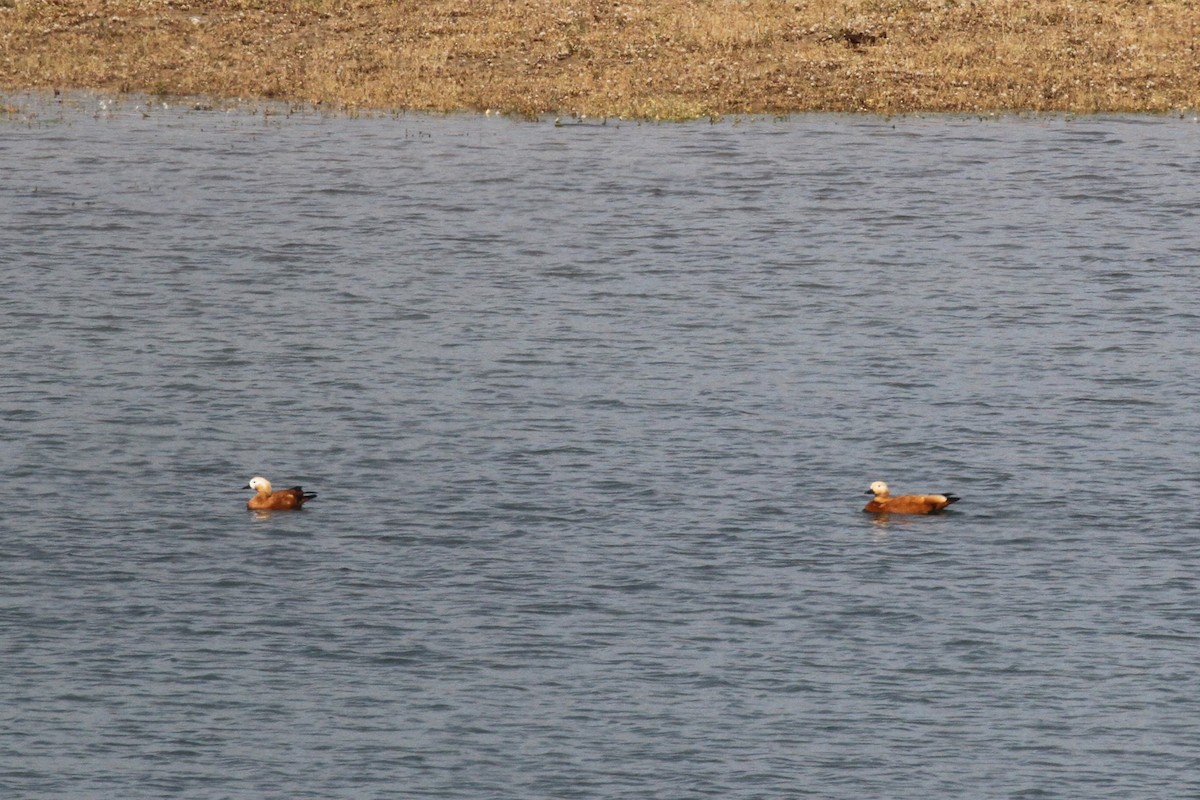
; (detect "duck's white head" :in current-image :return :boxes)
[246,476,272,494]
[867,481,889,497]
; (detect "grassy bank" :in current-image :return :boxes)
[2,0,1198,118]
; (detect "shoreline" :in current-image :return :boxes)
[5,88,1197,126]
[3,1,1198,120]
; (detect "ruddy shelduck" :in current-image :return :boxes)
[244,476,317,511]
[863,481,959,515]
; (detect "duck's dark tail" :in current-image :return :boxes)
[291,486,318,502]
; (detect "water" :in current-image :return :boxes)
[3,94,1200,798]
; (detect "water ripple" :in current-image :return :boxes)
[3,98,1200,799]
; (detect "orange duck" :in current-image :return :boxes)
[244,476,317,511]
[863,481,959,515]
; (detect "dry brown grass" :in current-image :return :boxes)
[2,0,1198,118]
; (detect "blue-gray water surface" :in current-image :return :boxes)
[3,94,1200,798]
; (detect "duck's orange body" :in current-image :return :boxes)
[863,481,959,515]
[245,476,316,510]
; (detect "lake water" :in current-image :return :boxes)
[3,93,1200,798]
